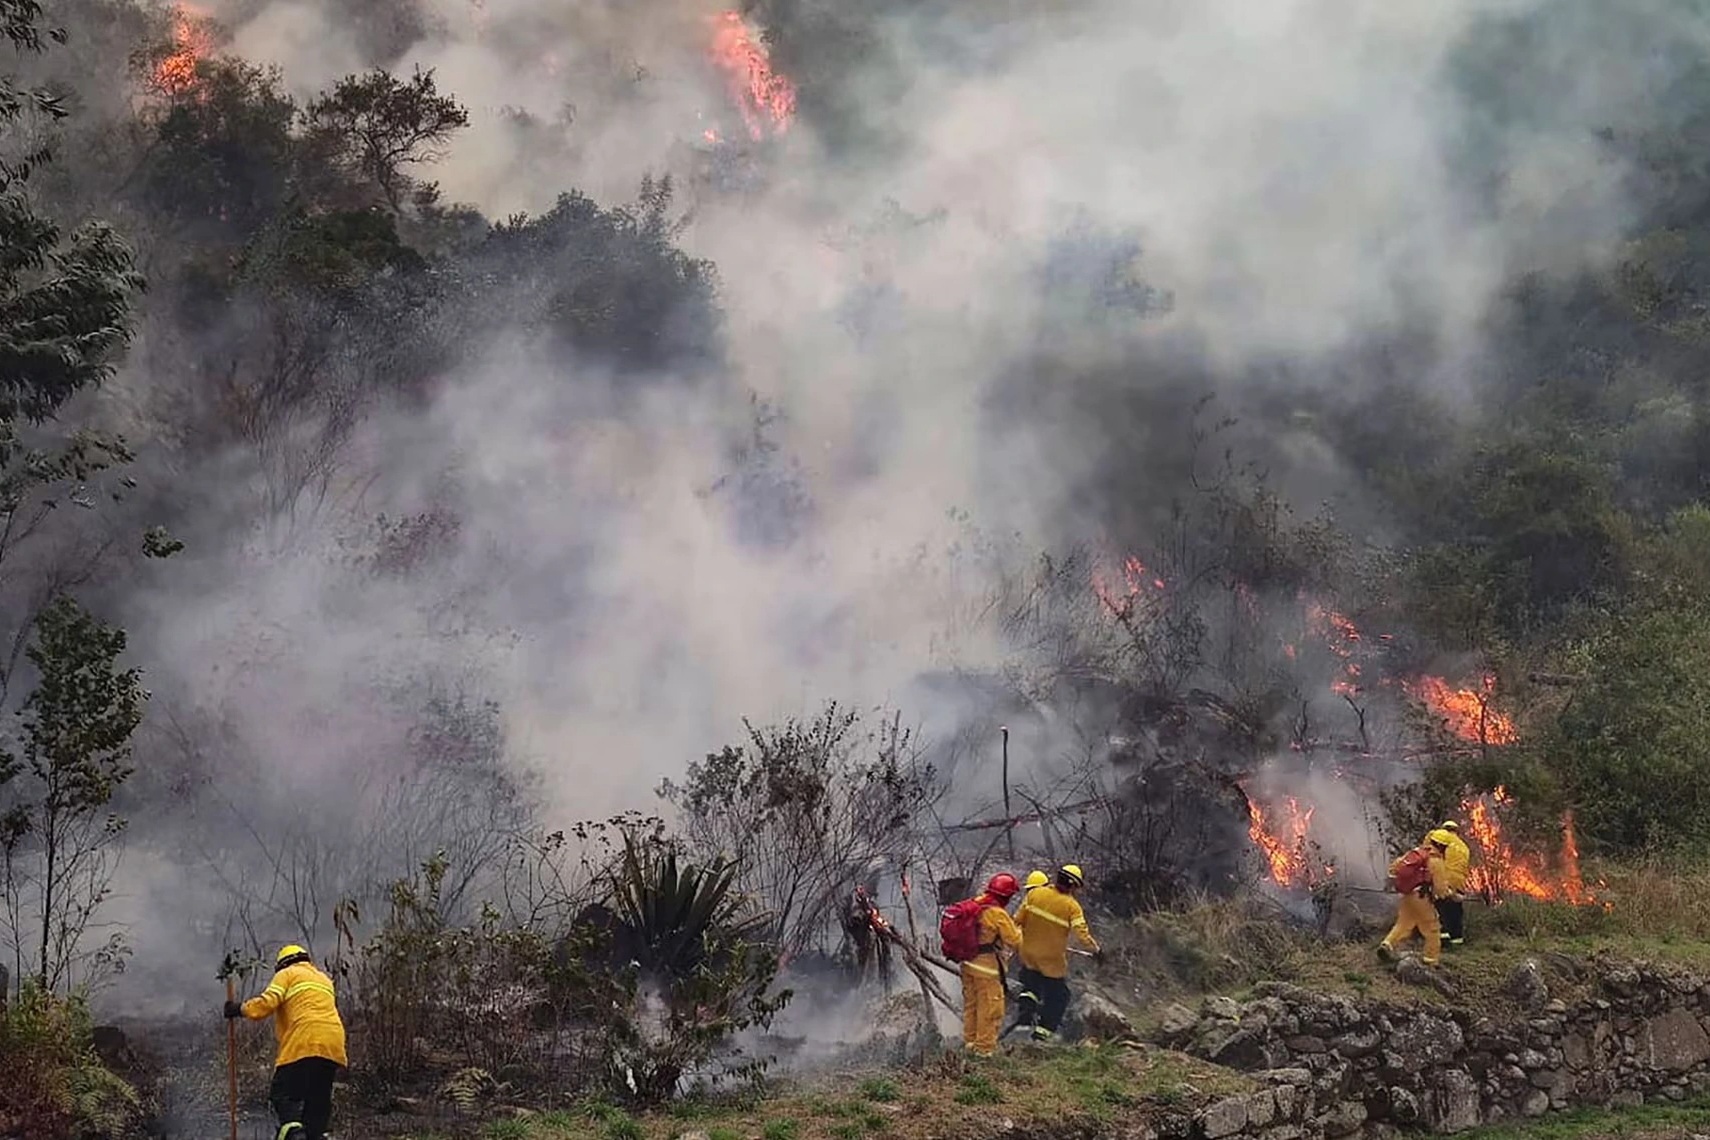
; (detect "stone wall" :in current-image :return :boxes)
[1153,961,1710,1138]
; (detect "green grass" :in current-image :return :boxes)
[856,1078,900,1104]
[497,1044,1253,1140]
[953,1073,1001,1106]
[1462,1100,1710,1140]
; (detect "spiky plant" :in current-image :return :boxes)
[609,834,767,980]
[596,833,790,1104]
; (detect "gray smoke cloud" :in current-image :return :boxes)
[37,0,1703,1008]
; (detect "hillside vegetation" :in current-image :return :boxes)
[5,0,1710,1137]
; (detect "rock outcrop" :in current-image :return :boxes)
[1156,959,1710,1137]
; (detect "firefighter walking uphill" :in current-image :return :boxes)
[226,944,348,1140]
[1015,863,1102,1042]
[1379,835,1452,966]
[941,873,1023,1057]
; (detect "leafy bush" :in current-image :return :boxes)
[0,985,142,1139]
[1545,604,1710,853]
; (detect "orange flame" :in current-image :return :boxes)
[1092,554,1167,621]
[1406,674,1517,745]
[1246,795,1332,888]
[709,10,795,141]
[1461,787,1599,905]
[151,4,215,97]
[1304,602,1365,696]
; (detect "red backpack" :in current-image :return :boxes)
[940,897,996,962]
[1393,848,1432,895]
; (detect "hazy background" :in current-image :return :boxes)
[9,0,1701,1012]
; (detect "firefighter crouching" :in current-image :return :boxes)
[1016,863,1103,1042]
[1379,836,1451,966]
[226,944,348,1140]
[1432,821,1471,947]
[941,873,1023,1057]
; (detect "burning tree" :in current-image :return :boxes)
[705,10,795,143]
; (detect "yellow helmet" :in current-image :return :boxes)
[1427,830,1452,848]
[1059,864,1085,886]
[1439,820,1460,832]
[276,944,310,967]
[1024,870,1049,890]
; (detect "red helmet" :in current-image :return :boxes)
[986,873,1020,900]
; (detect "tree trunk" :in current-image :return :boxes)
[38,816,54,990]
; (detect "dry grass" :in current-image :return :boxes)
[1096,863,1710,1022]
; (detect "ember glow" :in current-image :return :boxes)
[708,10,795,141]
[1246,795,1332,888]
[1305,602,1364,696]
[151,4,215,97]
[1092,554,1166,620]
[1405,674,1518,745]
[1462,786,1598,905]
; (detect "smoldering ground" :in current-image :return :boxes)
[12,0,1704,1015]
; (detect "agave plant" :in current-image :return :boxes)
[608,834,769,979]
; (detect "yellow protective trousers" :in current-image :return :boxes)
[1383,893,1442,964]
[960,962,1005,1056]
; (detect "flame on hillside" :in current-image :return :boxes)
[1462,787,1600,906]
[1305,602,1364,696]
[708,10,795,142]
[1083,555,1572,897]
[1406,674,1518,745]
[151,4,215,97]
[1092,554,1166,621]
[1246,793,1334,889]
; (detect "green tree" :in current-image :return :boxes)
[136,57,297,245]
[0,2,140,423]
[0,0,150,712]
[302,66,468,213]
[1542,602,1710,854]
[0,596,146,994]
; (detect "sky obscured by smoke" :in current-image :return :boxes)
[55,0,1710,1004]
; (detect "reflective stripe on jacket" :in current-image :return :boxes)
[242,961,348,1068]
[1017,884,1099,978]
[964,900,1023,978]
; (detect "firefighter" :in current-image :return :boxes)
[951,873,1023,1057]
[1432,821,1471,947]
[1015,864,1102,1042]
[226,944,348,1140]
[1378,836,1451,966]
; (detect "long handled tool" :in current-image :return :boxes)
[218,953,239,1140]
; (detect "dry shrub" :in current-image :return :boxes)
[1472,858,1710,945]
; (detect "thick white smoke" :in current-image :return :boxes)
[48,0,1704,1007]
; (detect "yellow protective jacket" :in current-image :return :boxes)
[1388,848,1452,901]
[1441,833,1470,892]
[963,899,1023,980]
[1017,884,1099,978]
[242,961,348,1068]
